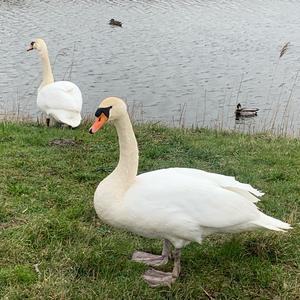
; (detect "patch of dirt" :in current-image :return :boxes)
[48,138,83,147]
[0,218,27,230]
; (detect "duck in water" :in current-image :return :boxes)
[235,103,259,119]
[109,19,122,27]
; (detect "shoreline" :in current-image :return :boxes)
[1,117,300,139]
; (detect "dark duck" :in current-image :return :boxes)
[235,103,259,118]
[109,19,122,27]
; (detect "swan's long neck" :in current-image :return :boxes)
[38,49,54,91]
[112,113,139,191]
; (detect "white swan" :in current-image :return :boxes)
[27,39,82,128]
[89,97,291,287]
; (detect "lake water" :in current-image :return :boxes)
[1,0,300,135]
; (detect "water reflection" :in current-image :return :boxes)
[1,0,300,135]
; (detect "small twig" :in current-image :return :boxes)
[202,89,207,127]
[280,69,299,134]
[33,263,41,277]
[279,42,290,59]
[52,47,69,71]
[266,42,290,106]
[236,73,244,104]
[62,42,78,81]
[178,103,187,128]
[195,99,199,126]
[200,286,215,300]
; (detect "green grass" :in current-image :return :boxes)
[0,121,299,299]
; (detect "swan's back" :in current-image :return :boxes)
[127,168,260,228]
[37,81,82,127]
[118,168,290,243]
[167,168,264,200]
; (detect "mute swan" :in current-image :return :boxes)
[27,39,82,128]
[89,97,291,287]
[235,103,259,118]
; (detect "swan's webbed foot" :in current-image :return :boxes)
[132,251,168,266]
[143,248,181,288]
[132,239,172,266]
[132,240,182,287]
[143,269,175,287]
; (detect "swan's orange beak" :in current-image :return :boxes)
[89,114,108,134]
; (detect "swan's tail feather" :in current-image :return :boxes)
[235,182,264,197]
[252,214,292,232]
[225,187,262,203]
[211,173,265,199]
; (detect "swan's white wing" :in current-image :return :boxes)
[107,168,290,247]
[171,168,264,201]
[38,81,82,112]
[37,81,82,127]
[122,168,260,232]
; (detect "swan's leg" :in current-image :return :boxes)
[142,248,181,287]
[60,123,67,129]
[132,239,171,266]
[172,248,181,277]
[162,239,172,259]
[46,117,50,127]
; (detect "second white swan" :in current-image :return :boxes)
[27,39,82,128]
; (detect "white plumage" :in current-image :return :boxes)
[96,168,289,248]
[89,97,291,287]
[37,81,82,128]
[28,38,82,127]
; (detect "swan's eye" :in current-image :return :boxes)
[95,106,112,118]
[31,41,35,46]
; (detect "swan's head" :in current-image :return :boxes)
[89,97,127,134]
[27,38,48,53]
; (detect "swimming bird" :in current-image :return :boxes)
[109,19,122,27]
[27,39,82,128]
[89,97,291,287]
[235,103,259,118]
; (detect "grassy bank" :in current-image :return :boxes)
[0,122,299,299]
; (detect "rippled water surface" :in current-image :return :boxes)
[1,0,300,134]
